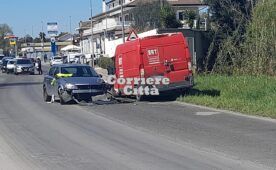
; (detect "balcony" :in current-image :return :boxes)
[83,18,133,36]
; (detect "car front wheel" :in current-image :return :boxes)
[43,87,51,102]
[58,92,66,105]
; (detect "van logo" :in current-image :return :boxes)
[147,48,160,65]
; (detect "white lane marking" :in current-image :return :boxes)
[196,112,221,116]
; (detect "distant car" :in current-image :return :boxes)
[6,59,16,74]
[1,57,14,73]
[43,64,106,104]
[14,58,35,75]
[50,56,63,66]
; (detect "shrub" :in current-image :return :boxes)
[97,57,114,69]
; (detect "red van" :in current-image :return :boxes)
[111,32,193,100]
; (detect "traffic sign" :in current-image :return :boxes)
[127,30,139,41]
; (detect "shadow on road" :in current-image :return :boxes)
[146,88,221,102]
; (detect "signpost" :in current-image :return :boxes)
[51,37,57,56]
[4,35,17,57]
[126,30,139,41]
[47,22,59,56]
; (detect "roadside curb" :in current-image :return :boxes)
[175,101,276,123]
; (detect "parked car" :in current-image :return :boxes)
[43,64,106,104]
[1,57,14,73]
[50,56,63,66]
[14,58,35,75]
[6,59,17,74]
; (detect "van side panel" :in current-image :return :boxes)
[114,42,141,93]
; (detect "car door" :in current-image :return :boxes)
[45,67,56,95]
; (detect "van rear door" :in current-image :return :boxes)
[141,34,191,83]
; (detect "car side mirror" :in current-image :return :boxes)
[99,74,103,78]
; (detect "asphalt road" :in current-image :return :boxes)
[0,67,275,169]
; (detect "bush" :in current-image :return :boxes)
[97,57,114,69]
[242,0,276,75]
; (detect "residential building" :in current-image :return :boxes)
[78,0,205,58]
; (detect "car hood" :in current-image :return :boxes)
[62,77,102,85]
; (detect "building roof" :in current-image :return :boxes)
[58,33,74,41]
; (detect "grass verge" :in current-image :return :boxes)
[178,75,276,118]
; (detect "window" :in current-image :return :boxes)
[54,67,60,76]
[61,66,98,77]
[48,67,56,76]
[8,60,15,64]
[17,59,32,64]
[178,11,184,21]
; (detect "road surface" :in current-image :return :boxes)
[0,69,275,169]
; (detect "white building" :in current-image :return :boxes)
[78,0,205,58]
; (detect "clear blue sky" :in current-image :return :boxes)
[0,0,102,38]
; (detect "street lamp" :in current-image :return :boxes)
[121,1,125,43]
[90,0,95,67]
[41,21,44,58]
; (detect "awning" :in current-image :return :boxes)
[60,45,81,52]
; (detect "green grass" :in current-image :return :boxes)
[178,75,276,118]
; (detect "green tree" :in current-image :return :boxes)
[160,4,182,28]
[130,0,181,32]
[242,0,276,75]
[204,0,252,73]
[184,10,197,29]
[39,32,46,42]
[0,24,13,54]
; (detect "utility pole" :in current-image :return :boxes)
[41,21,44,58]
[32,25,34,40]
[90,0,94,67]
[121,2,125,43]
[104,2,107,54]
[70,16,72,35]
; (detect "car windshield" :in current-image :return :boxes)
[60,66,98,77]
[54,57,62,60]
[8,60,15,64]
[17,60,32,64]
[3,59,12,65]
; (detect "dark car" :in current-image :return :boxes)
[14,58,35,75]
[43,64,106,104]
[1,57,14,73]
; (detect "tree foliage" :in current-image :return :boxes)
[205,0,276,76]
[130,0,181,32]
[0,24,13,53]
[39,32,46,42]
[242,0,276,75]
[204,0,252,73]
[184,10,197,28]
[160,5,182,29]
